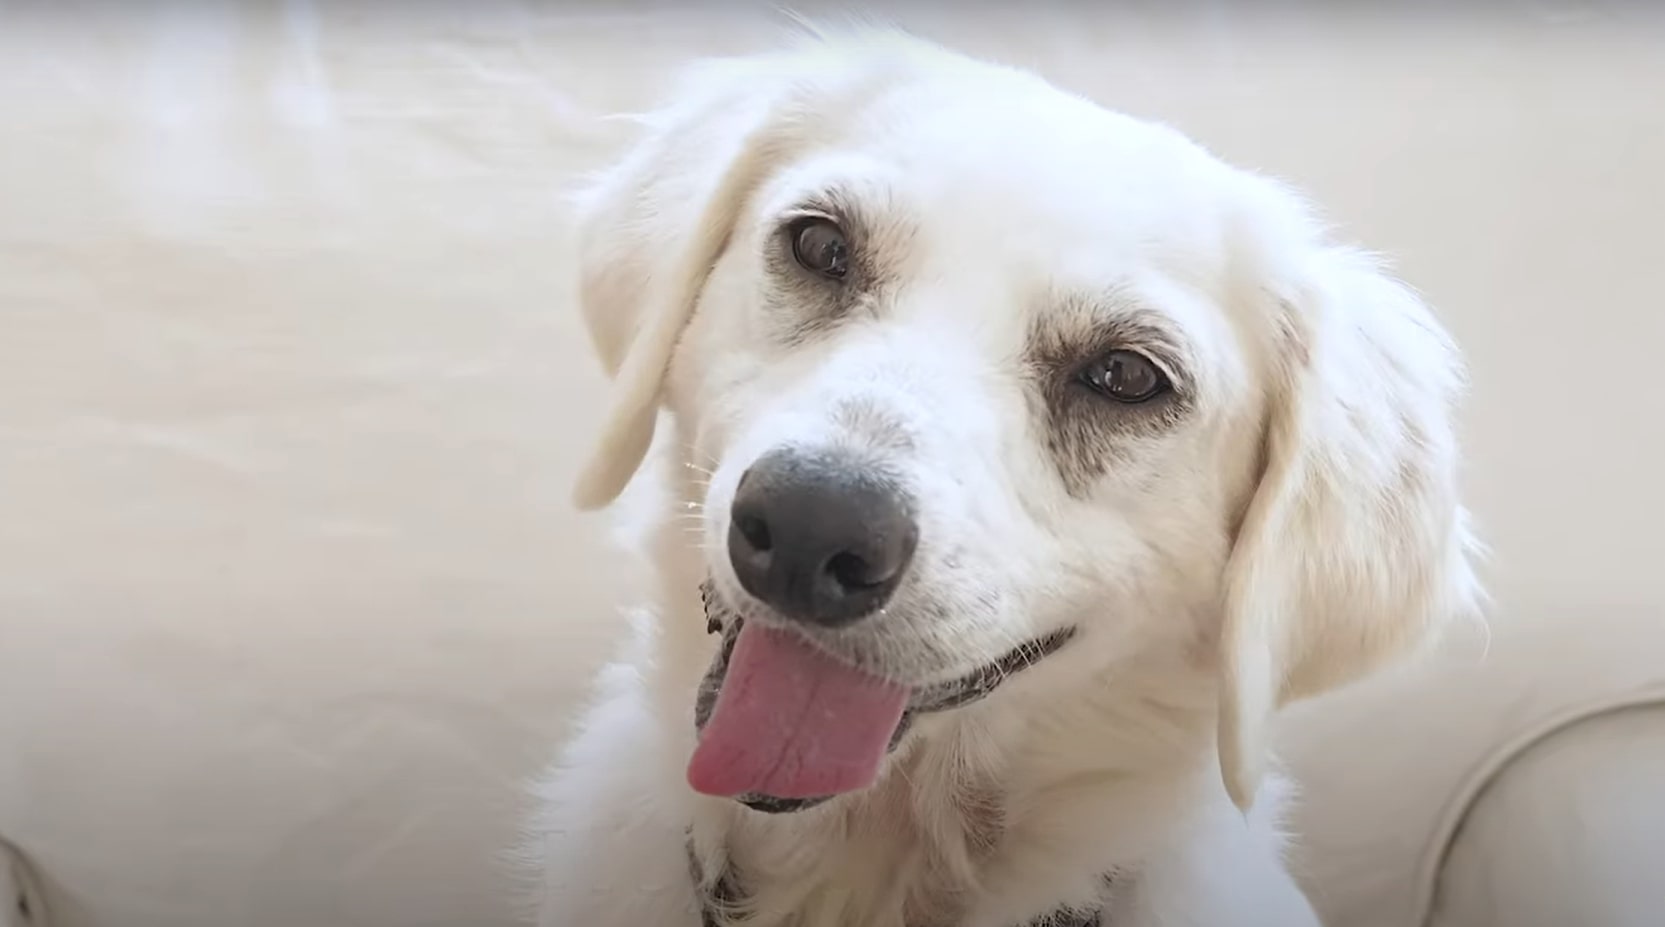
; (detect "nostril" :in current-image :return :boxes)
[735,513,773,553]
[825,551,876,590]
[727,447,919,626]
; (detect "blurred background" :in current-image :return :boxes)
[2,2,1662,926]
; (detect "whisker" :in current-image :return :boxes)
[681,443,721,471]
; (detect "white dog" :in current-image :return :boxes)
[531,29,1480,927]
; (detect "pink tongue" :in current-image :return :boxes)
[688,622,910,800]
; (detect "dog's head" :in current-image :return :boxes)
[569,32,1480,810]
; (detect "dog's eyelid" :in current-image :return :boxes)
[777,201,857,243]
[1112,320,1190,392]
[1136,349,1188,392]
[782,202,841,221]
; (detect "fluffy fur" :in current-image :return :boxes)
[531,29,1480,927]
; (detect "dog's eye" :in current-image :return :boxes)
[1080,350,1170,403]
[789,218,849,280]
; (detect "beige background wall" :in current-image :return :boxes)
[1,3,1661,926]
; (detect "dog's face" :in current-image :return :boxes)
[572,34,1480,808]
[676,96,1260,691]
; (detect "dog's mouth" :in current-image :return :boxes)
[690,580,1076,814]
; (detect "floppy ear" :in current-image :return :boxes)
[1217,215,1483,810]
[568,57,805,510]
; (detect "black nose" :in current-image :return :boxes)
[727,448,919,628]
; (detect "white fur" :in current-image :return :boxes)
[532,28,1480,927]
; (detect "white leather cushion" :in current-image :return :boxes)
[1429,699,1665,927]
[1280,612,1665,927]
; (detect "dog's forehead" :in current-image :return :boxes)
[777,66,1239,294]
[744,52,1254,365]
[873,71,1222,222]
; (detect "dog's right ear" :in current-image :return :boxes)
[568,56,804,510]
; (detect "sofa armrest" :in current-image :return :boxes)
[1429,699,1665,927]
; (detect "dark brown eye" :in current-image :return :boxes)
[1080,349,1170,403]
[789,217,849,280]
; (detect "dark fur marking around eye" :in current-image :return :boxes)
[759,187,912,347]
[1024,300,1196,496]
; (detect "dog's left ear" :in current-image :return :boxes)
[567,56,807,510]
[1217,190,1483,810]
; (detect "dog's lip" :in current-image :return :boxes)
[907,624,1078,710]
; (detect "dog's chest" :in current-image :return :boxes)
[690,783,1118,927]
[693,848,1111,927]
[698,895,1104,927]
[696,879,1107,927]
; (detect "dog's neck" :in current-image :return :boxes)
[640,450,1222,926]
